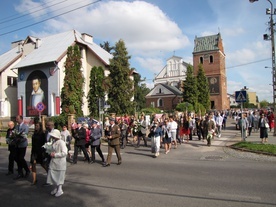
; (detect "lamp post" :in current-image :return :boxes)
[250,0,276,135]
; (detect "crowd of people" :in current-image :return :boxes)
[231,109,272,143]
[3,109,272,197]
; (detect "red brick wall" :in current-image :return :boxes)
[146,96,182,111]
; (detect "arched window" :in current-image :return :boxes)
[209,55,213,63]
[200,57,203,64]
[158,98,163,107]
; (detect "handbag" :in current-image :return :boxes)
[265,123,269,128]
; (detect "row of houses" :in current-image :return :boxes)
[0,30,257,121]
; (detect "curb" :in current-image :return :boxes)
[226,134,276,157]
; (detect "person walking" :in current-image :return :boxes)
[60,125,72,160]
[5,121,17,176]
[163,119,171,154]
[14,115,30,180]
[150,119,162,158]
[47,129,68,197]
[104,117,122,167]
[239,113,248,141]
[247,111,254,136]
[203,114,215,146]
[259,113,269,143]
[168,115,178,149]
[137,114,148,148]
[30,122,48,185]
[72,123,91,164]
[215,112,223,138]
[90,121,105,164]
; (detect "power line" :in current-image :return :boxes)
[0,0,96,30]
[0,0,102,37]
[226,58,271,69]
[0,0,69,24]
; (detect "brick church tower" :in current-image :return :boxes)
[193,33,229,110]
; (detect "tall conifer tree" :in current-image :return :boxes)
[196,64,210,110]
[182,64,198,106]
[107,39,134,115]
[60,45,84,117]
[87,66,106,116]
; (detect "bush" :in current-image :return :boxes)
[48,115,67,130]
[175,102,194,112]
[140,107,162,114]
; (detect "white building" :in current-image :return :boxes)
[0,30,112,118]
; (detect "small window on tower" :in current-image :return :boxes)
[200,57,203,64]
[210,55,213,63]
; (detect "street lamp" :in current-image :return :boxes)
[250,0,276,135]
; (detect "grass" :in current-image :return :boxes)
[232,142,276,155]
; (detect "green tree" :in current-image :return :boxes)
[260,100,269,108]
[61,45,84,117]
[196,64,210,111]
[133,72,151,112]
[182,64,198,106]
[107,39,134,115]
[87,66,107,117]
[176,102,194,112]
[100,41,114,53]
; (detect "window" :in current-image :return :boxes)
[158,98,163,107]
[151,102,155,108]
[200,57,203,64]
[80,46,84,58]
[209,55,214,63]
[7,76,17,87]
[159,88,162,93]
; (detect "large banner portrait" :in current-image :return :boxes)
[26,70,48,116]
[208,76,220,95]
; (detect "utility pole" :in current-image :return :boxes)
[250,0,276,135]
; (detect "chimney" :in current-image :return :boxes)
[11,40,23,50]
[35,38,41,49]
[81,33,93,43]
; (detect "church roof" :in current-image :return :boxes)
[161,84,182,95]
[146,83,182,97]
[193,33,221,53]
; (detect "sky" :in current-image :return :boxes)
[0,0,275,103]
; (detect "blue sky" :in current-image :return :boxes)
[0,0,275,102]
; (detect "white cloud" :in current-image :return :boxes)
[25,0,190,57]
[135,57,164,74]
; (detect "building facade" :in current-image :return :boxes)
[145,83,182,111]
[0,30,113,118]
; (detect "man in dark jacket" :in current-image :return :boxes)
[72,123,91,164]
[6,121,17,176]
[14,115,30,180]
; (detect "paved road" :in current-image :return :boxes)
[0,119,275,207]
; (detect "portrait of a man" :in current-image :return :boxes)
[30,77,44,109]
[26,70,48,116]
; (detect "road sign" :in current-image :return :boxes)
[235,91,247,103]
[36,102,45,112]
